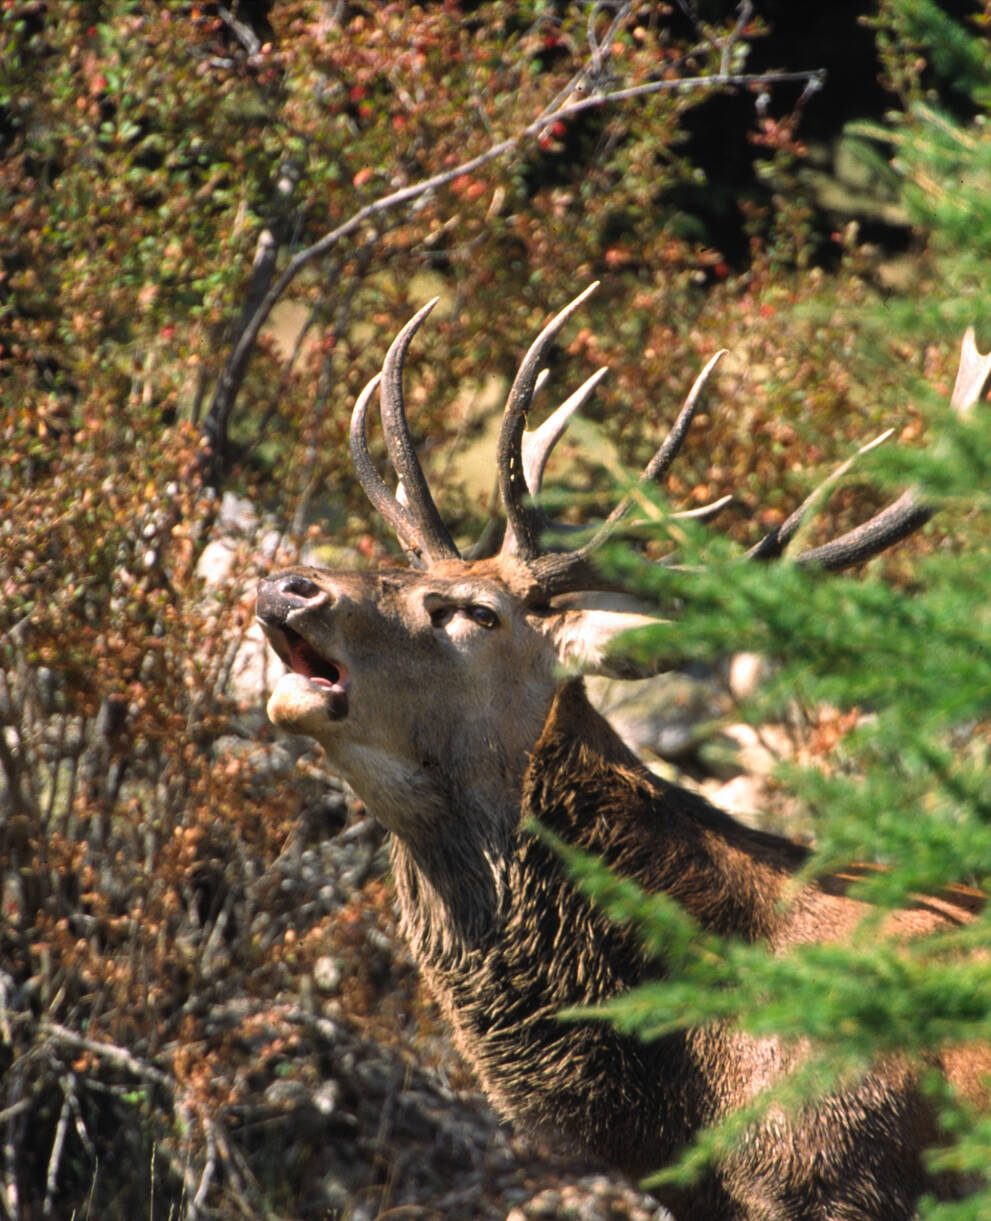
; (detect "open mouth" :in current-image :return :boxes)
[262,624,351,721]
[281,628,347,690]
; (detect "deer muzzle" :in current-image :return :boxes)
[256,574,350,724]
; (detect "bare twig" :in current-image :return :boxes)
[204,59,825,466]
[41,1086,71,1219]
[1,1061,25,1221]
[37,1023,174,1094]
[0,1102,30,1130]
[217,4,261,57]
[721,1,755,76]
[186,1119,217,1221]
[202,157,302,451]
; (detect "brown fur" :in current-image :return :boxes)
[395,680,986,1219]
[257,559,989,1221]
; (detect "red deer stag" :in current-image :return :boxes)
[256,285,991,1221]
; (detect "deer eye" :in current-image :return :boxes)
[466,604,498,629]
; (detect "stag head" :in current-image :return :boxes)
[257,553,649,834]
[257,286,991,845]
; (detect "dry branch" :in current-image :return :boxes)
[203,33,823,469]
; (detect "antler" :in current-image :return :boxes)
[744,327,991,573]
[953,327,991,417]
[349,300,460,565]
[350,290,990,590]
[522,366,609,495]
[496,282,601,559]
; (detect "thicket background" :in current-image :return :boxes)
[2,2,990,1218]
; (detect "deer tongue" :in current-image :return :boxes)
[286,632,348,692]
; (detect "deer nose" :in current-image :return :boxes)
[278,574,322,600]
[256,572,328,627]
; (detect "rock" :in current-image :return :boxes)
[313,955,343,993]
[586,670,726,762]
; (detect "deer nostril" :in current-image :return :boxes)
[279,574,322,600]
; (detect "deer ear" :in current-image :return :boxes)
[544,595,666,678]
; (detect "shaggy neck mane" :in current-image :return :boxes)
[391,678,811,970]
[522,680,810,937]
[390,804,513,962]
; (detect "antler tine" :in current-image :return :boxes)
[498,282,601,559]
[644,349,728,483]
[524,322,987,595]
[379,299,461,563]
[466,367,607,562]
[572,348,727,559]
[746,429,895,564]
[784,330,991,571]
[792,489,933,571]
[524,351,727,600]
[350,372,432,563]
[522,366,609,494]
[952,327,991,416]
[672,492,734,522]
